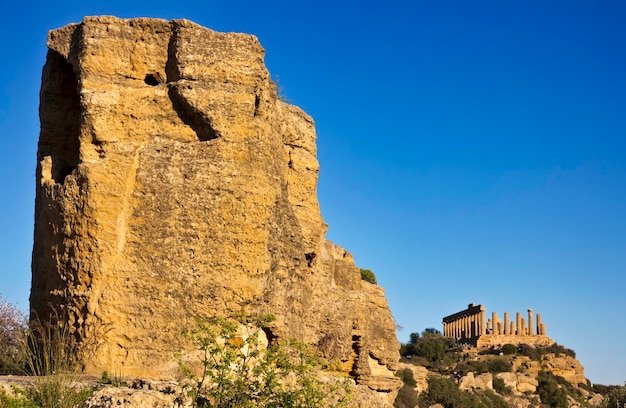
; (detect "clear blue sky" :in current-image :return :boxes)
[1,0,625,386]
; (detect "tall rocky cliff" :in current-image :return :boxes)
[32,16,400,402]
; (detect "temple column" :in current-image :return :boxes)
[474,313,480,337]
[472,314,477,337]
[460,317,464,338]
[464,316,468,338]
[528,309,534,335]
[480,309,486,335]
[504,312,510,335]
[463,316,467,338]
[516,312,522,335]
[536,313,542,335]
[521,318,526,335]
[492,312,497,335]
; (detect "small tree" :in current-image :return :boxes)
[179,314,353,408]
[0,294,28,374]
[413,329,452,362]
[400,328,457,365]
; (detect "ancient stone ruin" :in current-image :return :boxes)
[31,16,400,403]
[442,303,554,347]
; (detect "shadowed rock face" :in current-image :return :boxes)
[32,16,399,398]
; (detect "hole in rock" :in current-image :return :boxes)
[262,327,278,346]
[305,252,316,267]
[144,74,161,86]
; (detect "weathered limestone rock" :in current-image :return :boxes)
[31,15,399,400]
[494,372,538,394]
[496,372,517,391]
[515,373,538,393]
[540,354,587,386]
[84,381,186,408]
[459,372,493,391]
[511,354,587,388]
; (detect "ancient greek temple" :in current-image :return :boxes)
[442,303,550,347]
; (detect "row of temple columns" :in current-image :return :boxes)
[443,304,547,340]
[487,309,547,336]
[442,308,486,339]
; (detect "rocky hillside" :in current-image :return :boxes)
[31,16,399,405]
[394,334,607,408]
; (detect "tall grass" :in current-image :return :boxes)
[23,312,93,408]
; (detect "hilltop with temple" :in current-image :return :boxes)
[392,304,606,408]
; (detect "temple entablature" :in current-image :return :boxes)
[442,303,554,348]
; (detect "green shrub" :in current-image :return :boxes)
[359,269,377,285]
[419,376,474,408]
[0,387,38,408]
[101,370,125,386]
[518,344,540,360]
[179,314,353,408]
[537,371,568,408]
[501,344,517,355]
[539,343,576,358]
[394,384,419,408]
[420,376,509,408]
[396,368,416,386]
[486,358,512,374]
[492,376,511,395]
[474,389,509,408]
